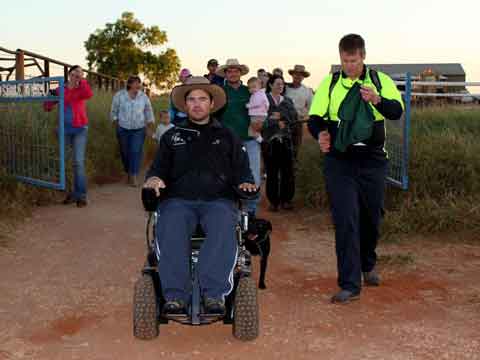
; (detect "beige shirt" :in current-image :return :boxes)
[285,84,313,120]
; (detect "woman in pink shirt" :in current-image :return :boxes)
[44,65,93,207]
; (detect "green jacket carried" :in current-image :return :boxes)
[334,83,375,152]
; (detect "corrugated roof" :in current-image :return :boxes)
[330,63,465,76]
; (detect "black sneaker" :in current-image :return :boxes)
[268,204,279,212]
[281,202,294,210]
[63,194,76,205]
[76,199,88,208]
[163,300,186,315]
[204,298,225,315]
[363,268,381,286]
[331,290,360,304]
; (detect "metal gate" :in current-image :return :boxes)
[385,73,411,190]
[0,77,65,190]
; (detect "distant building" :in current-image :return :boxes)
[330,63,465,83]
[331,63,467,102]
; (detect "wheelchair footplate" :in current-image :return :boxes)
[162,307,225,325]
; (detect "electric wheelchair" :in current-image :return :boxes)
[132,187,260,341]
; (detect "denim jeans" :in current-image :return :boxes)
[116,126,146,176]
[242,139,261,215]
[65,129,88,200]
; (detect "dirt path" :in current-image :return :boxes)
[1,183,479,360]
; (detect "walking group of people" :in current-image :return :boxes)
[162,58,314,214]
[50,33,404,306]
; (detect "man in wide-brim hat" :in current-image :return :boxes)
[143,76,256,315]
[287,64,311,78]
[215,58,250,78]
[285,64,313,159]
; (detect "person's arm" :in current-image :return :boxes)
[373,98,403,120]
[373,73,404,120]
[305,87,314,116]
[144,95,155,124]
[65,79,93,103]
[231,133,255,185]
[43,88,59,112]
[307,75,332,140]
[110,92,120,124]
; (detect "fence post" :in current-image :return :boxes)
[403,72,412,190]
[15,50,25,80]
[44,60,50,77]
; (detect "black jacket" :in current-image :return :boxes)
[146,118,254,201]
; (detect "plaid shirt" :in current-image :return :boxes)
[111,89,154,129]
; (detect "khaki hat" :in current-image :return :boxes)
[216,58,249,77]
[170,76,227,114]
[288,64,310,78]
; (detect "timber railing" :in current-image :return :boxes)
[0,46,123,91]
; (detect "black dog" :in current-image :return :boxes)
[244,217,272,289]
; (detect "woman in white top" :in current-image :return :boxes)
[111,75,155,186]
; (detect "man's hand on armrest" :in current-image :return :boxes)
[238,183,257,193]
[143,176,166,197]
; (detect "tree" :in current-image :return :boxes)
[84,12,180,89]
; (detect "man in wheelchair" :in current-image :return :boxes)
[143,76,257,317]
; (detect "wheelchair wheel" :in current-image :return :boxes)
[233,276,259,341]
[133,274,159,340]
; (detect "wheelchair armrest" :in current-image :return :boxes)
[141,187,162,212]
[232,185,260,201]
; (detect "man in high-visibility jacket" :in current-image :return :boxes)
[308,34,404,304]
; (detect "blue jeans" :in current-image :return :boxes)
[65,129,88,200]
[243,139,261,215]
[116,126,146,176]
[155,198,238,303]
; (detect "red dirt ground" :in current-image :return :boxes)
[1,182,479,359]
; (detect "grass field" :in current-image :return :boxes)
[0,91,169,240]
[296,106,480,241]
[1,100,479,242]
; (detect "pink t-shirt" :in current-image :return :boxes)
[246,89,269,117]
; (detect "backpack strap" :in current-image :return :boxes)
[325,71,341,119]
[368,68,382,94]
[329,71,341,98]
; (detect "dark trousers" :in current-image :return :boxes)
[264,139,295,207]
[291,122,303,160]
[155,198,238,303]
[116,126,146,176]
[324,155,388,293]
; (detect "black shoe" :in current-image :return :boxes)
[281,202,294,210]
[76,199,88,208]
[163,300,186,315]
[268,204,279,212]
[204,298,225,315]
[331,290,360,304]
[363,268,381,286]
[63,194,76,205]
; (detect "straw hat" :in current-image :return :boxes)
[170,76,226,113]
[288,64,311,78]
[216,58,249,77]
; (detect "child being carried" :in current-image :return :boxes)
[246,77,269,143]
